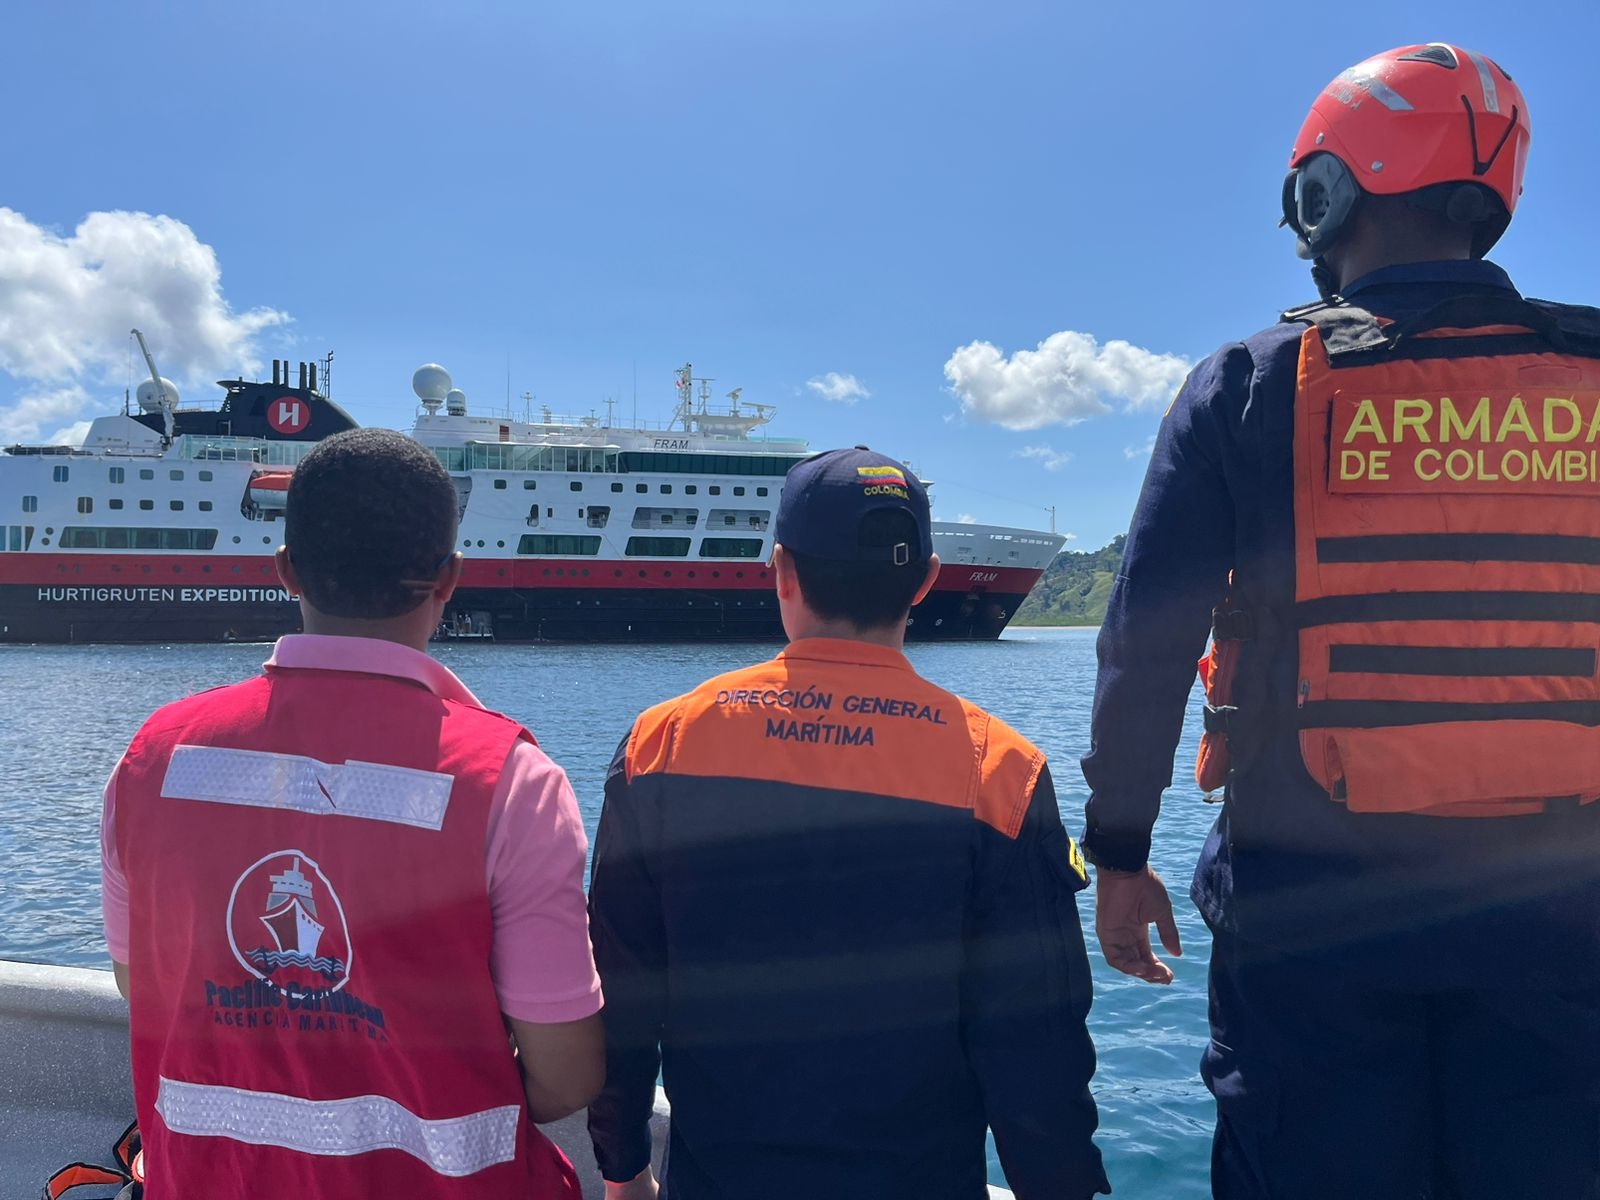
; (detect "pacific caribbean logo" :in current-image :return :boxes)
[226,850,352,999]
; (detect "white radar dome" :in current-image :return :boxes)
[412,364,453,403]
[445,388,468,416]
[136,377,180,412]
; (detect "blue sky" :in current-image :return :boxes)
[3,0,1597,546]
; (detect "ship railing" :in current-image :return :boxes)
[176,437,318,467]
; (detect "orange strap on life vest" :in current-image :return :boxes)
[1195,589,1252,794]
[1288,293,1600,816]
[41,1121,142,1199]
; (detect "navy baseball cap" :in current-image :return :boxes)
[775,446,934,565]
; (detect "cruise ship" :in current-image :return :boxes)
[0,344,1064,644]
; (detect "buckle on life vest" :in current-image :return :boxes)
[1202,703,1238,735]
[1211,607,1256,642]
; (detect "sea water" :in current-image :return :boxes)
[0,629,1215,1197]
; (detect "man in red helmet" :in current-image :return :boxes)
[1083,44,1600,1197]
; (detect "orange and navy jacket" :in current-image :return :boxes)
[586,637,1109,1200]
[1082,260,1600,979]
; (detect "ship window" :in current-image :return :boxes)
[108,498,124,510]
[199,470,214,482]
[139,499,154,511]
[570,481,583,492]
[700,537,765,559]
[611,482,623,493]
[636,483,648,494]
[199,500,213,512]
[709,486,721,496]
[685,485,697,495]
[625,536,691,557]
[660,484,672,494]
[517,534,602,556]
[632,507,700,530]
[170,470,183,481]
[734,486,746,496]
[587,506,610,528]
[494,479,507,490]
[62,527,218,551]
[7,526,19,552]
[170,500,184,511]
[22,495,37,512]
[757,487,769,497]
[52,465,68,482]
[524,480,537,490]
[139,469,154,480]
[109,467,125,484]
[709,509,770,531]
[77,497,93,514]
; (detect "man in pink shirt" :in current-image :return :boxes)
[101,428,603,1198]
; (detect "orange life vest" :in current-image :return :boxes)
[1286,292,1600,816]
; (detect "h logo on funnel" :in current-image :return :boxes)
[268,397,309,435]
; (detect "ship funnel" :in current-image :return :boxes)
[412,363,452,416]
[446,388,468,417]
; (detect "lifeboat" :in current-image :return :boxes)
[248,472,292,509]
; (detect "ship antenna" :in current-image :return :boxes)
[320,351,334,399]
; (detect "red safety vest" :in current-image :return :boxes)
[1282,293,1600,816]
[114,665,579,1198]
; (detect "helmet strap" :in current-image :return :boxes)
[1310,258,1342,302]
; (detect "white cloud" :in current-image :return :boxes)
[956,512,979,524]
[1124,434,1158,460]
[0,385,92,443]
[1062,531,1079,542]
[1016,443,1071,471]
[806,371,870,405]
[0,207,290,442]
[944,329,1189,430]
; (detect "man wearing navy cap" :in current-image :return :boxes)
[586,447,1109,1200]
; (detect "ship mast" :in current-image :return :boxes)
[673,363,693,431]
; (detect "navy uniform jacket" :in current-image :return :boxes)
[587,637,1109,1200]
[1081,259,1600,983]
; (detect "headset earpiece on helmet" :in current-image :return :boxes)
[1282,152,1364,260]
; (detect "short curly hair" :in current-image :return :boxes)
[284,428,459,618]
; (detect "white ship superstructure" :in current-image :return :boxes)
[0,349,1063,643]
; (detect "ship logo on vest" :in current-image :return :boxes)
[226,850,352,998]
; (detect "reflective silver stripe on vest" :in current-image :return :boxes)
[155,1077,520,1177]
[161,745,454,830]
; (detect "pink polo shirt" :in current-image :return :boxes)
[101,634,603,1024]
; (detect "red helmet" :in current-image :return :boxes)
[1283,43,1531,260]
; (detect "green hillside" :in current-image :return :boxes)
[1012,534,1125,626]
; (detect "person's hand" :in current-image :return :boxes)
[605,1167,659,1200]
[1094,864,1183,984]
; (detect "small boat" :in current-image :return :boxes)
[246,471,292,510]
